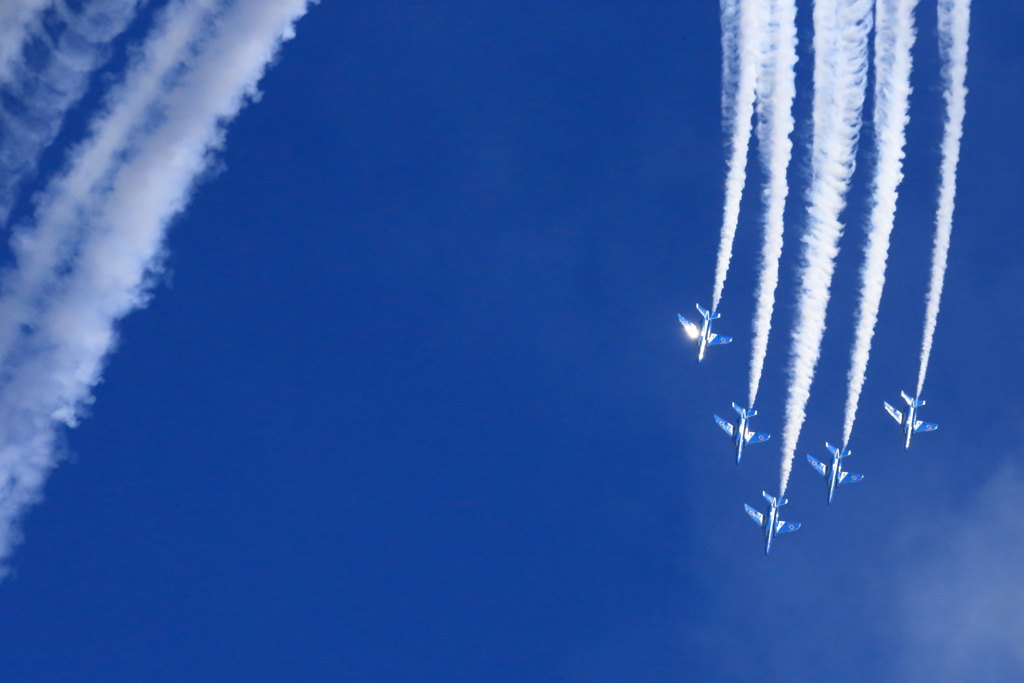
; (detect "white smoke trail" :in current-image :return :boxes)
[0,0,312,571]
[779,0,872,496]
[0,0,141,225]
[840,0,919,448]
[916,0,970,398]
[711,0,759,312]
[747,0,797,409]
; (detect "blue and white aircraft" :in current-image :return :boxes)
[884,391,938,450]
[807,443,864,504]
[744,492,800,555]
[678,304,732,362]
[714,403,770,464]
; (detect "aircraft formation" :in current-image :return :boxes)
[679,305,937,554]
[693,0,968,554]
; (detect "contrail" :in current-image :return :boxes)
[779,0,872,496]
[711,0,759,313]
[0,0,141,225]
[747,0,797,409]
[916,0,970,398]
[0,0,312,571]
[840,0,919,448]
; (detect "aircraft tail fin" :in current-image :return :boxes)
[762,491,776,506]
[826,442,850,458]
[696,303,720,320]
[902,390,925,407]
[732,403,755,418]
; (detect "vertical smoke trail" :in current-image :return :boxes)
[0,0,141,225]
[778,0,872,496]
[916,0,970,398]
[711,0,759,312]
[840,0,919,448]
[747,0,797,409]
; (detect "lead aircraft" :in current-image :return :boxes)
[884,391,938,450]
[714,403,770,464]
[678,304,732,362]
[744,492,799,555]
[807,443,864,504]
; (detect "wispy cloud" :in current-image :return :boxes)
[900,466,1024,682]
[0,0,312,571]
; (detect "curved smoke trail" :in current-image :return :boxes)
[779,0,872,496]
[916,0,970,398]
[712,0,759,313]
[840,0,918,448]
[747,0,797,409]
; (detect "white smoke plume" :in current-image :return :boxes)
[779,0,872,496]
[0,0,141,225]
[746,0,797,409]
[0,0,312,572]
[711,0,760,313]
[840,0,919,448]
[916,0,970,398]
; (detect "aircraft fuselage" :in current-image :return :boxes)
[902,404,917,449]
[764,503,779,555]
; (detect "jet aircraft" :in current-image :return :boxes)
[714,403,770,464]
[807,442,864,504]
[744,492,800,555]
[884,391,938,450]
[677,304,732,362]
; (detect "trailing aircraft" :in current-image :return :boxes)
[714,403,770,464]
[807,442,864,504]
[677,304,732,362]
[884,391,938,450]
[744,492,800,555]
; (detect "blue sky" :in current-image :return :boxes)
[0,0,1018,681]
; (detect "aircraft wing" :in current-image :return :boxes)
[745,431,770,444]
[774,520,800,534]
[807,454,827,477]
[913,421,938,433]
[708,334,732,345]
[838,471,864,485]
[744,504,765,527]
[883,402,903,424]
[678,315,699,338]
[714,415,735,437]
